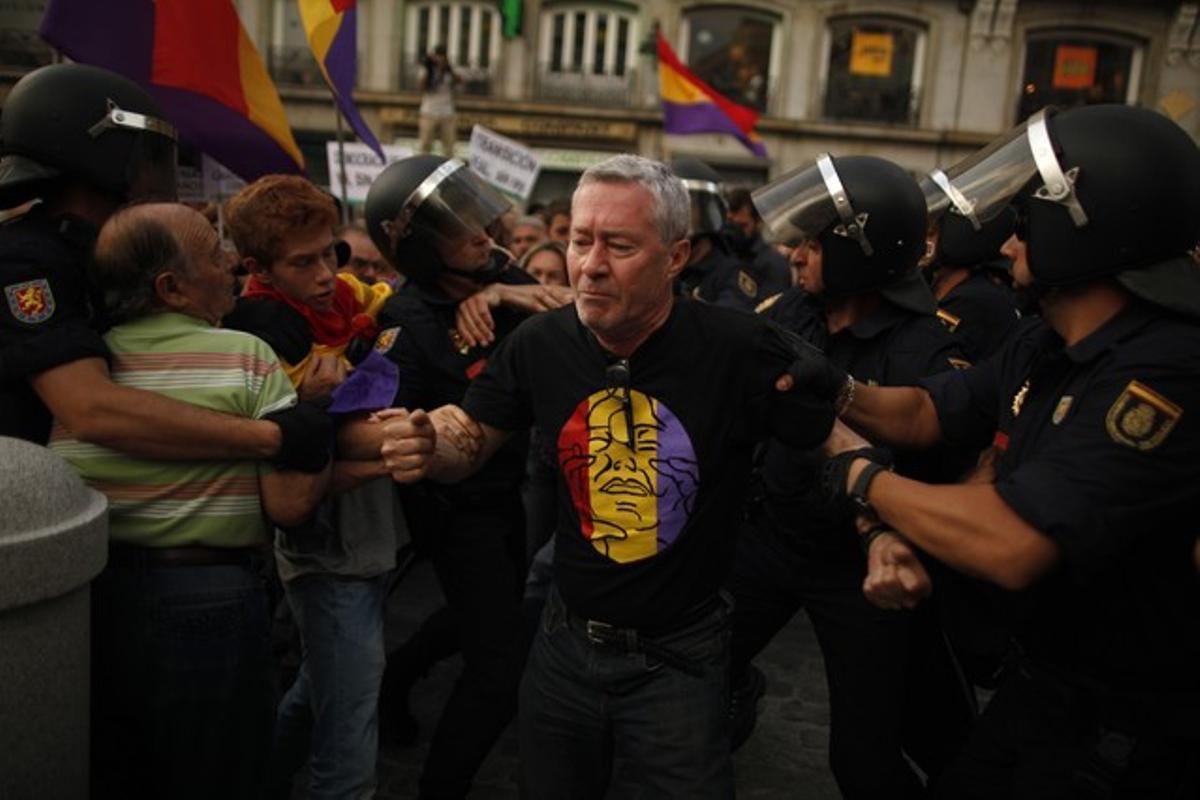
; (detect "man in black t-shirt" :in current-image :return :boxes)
[380,154,837,797]
[823,106,1200,798]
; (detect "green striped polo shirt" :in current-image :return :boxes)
[50,312,297,548]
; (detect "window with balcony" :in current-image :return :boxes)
[536,3,638,106]
[682,6,778,113]
[1016,30,1140,122]
[404,1,498,96]
[822,16,925,125]
[0,0,53,71]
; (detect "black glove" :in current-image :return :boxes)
[265,402,334,473]
[780,330,852,409]
[820,446,892,511]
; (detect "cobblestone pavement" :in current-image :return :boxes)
[366,561,842,800]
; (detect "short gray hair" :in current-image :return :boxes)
[574,155,689,245]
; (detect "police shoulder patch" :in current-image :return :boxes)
[374,326,401,355]
[5,278,56,324]
[1105,380,1182,451]
[948,357,971,371]
[737,269,758,299]
[936,308,961,332]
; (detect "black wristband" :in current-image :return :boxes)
[859,524,893,556]
[265,402,334,473]
[849,460,890,520]
[820,446,892,507]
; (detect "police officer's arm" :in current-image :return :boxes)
[829,417,1058,590]
[31,357,283,459]
[842,384,943,450]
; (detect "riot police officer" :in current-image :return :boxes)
[921,174,1023,361]
[822,104,1200,798]
[671,157,787,311]
[728,154,977,795]
[0,64,327,465]
[366,154,566,798]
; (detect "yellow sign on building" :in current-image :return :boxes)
[850,30,895,77]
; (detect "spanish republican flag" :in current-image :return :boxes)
[297,0,384,161]
[657,31,767,158]
[40,0,304,180]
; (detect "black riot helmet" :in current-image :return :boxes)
[753,154,934,312]
[0,63,178,208]
[670,157,727,238]
[365,154,512,286]
[934,105,1200,314]
[937,206,1016,269]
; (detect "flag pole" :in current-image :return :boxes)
[333,98,350,225]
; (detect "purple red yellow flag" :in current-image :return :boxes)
[297,0,384,161]
[39,0,304,180]
[657,31,767,158]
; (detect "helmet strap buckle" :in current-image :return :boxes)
[1027,110,1089,228]
[930,168,981,231]
[817,153,874,256]
[87,98,178,141]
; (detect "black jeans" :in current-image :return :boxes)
[418,493,528,799]
[728,516,974,799]
[520,586,734,799]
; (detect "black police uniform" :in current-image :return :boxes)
[678,234,786,313]
[728,228,792,298]
[937,269,1021,362]
[920,300,1200,798]
[729,286,977,798]
[375,265,534,798]
[0,209,107,444]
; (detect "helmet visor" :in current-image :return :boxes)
[941,111,1053,228]
[753,154,873,255]
[681,179,727,237]
[125,131,178,202]
[752,161,839,248]
[406,160,511,249]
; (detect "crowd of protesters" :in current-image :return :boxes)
[2,63,1199,800]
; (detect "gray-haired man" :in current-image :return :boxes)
[382,154,838,796]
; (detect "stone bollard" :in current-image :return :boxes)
[0,436,107,800]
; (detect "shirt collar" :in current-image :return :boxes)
[843,300,911,340]
[1063,300,1156,364]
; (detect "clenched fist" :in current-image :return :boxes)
[379,408,437,483]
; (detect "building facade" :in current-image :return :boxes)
[2,0,1199,203]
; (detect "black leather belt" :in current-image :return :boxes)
[562,594,726,678]
[107,544,263,569]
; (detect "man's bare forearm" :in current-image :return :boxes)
[842,383,942,450]
[331,459,391,494]
[864,470,1058,590]
[34,358,280,460]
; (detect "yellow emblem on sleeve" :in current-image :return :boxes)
[1105,380,1182,451]
[754,292,782,315]
[936,308,961,333]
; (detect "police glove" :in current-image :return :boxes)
[265,402,334,473]
[784,335,854,412]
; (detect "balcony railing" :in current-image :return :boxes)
[532,64,638,107]
[0,29,53,70]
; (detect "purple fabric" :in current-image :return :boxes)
[327,350,400,415]
[662,100,768,158]
[324,9,385,160]
[652,399,699,551]
[40,0,305,181]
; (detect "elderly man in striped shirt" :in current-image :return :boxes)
[50,202,331,800]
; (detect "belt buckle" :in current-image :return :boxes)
[586,619,614,645]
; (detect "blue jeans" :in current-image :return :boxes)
[519,587,734,799]
[269,572,389,800]
[91,560,273,800]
